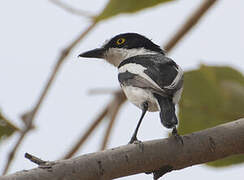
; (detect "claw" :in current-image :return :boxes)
[172,127,183,145]
[128,136,139,144]
[129,137,144,152]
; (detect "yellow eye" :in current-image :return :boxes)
[116,38,126,45]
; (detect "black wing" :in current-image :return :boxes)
[118,54,183,97]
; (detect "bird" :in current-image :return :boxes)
[78,33,183,144]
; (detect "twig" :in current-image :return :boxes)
[25,153,55,169]
[63,105,109,159]
[25,153,47,166]
[63,91,125,158]
[2,119,244,180]
[49,0,93,18]
[88,88,119,95]
[100,92,126,150]
[2,21,97,175]
[163,0,217,52]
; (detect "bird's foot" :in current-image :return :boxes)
[128,136,144,152]
[172,127,183,145]
[128,136,141,144]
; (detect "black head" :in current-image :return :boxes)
[103,33,164,54]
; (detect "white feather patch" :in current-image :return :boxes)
[104,47,156,67]
[165,65,183,89]
[121,85,160,112]
[118,63,163,91]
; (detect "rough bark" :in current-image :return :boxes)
[2,118,244,180]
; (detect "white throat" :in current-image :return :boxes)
[104,47,157,67]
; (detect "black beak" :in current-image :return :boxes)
[78,48,106,59]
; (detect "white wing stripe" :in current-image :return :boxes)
[165,65,183,89]
[118,63,163,91]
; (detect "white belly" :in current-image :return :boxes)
[121,85,160,112]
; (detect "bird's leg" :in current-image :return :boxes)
[129,102,148,144]
[172,126,183,145]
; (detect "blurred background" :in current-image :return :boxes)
[0,0,244,179]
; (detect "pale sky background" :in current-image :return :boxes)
[0,0,244,179]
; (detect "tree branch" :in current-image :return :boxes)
[63,91,126,159]
[164,0,217,52]
[2,118,244,180]
[100,91,126,150]
[62,106,108,159]
[2,22,97,175]
[49,0,93,18]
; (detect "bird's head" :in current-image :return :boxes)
[78,33,165,67]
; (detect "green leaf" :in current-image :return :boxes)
[0,110,18,144]
[208,154,244,167]
[95,0,174,22]
[178,65,244,167]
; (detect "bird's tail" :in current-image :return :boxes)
[156,95,178,129]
